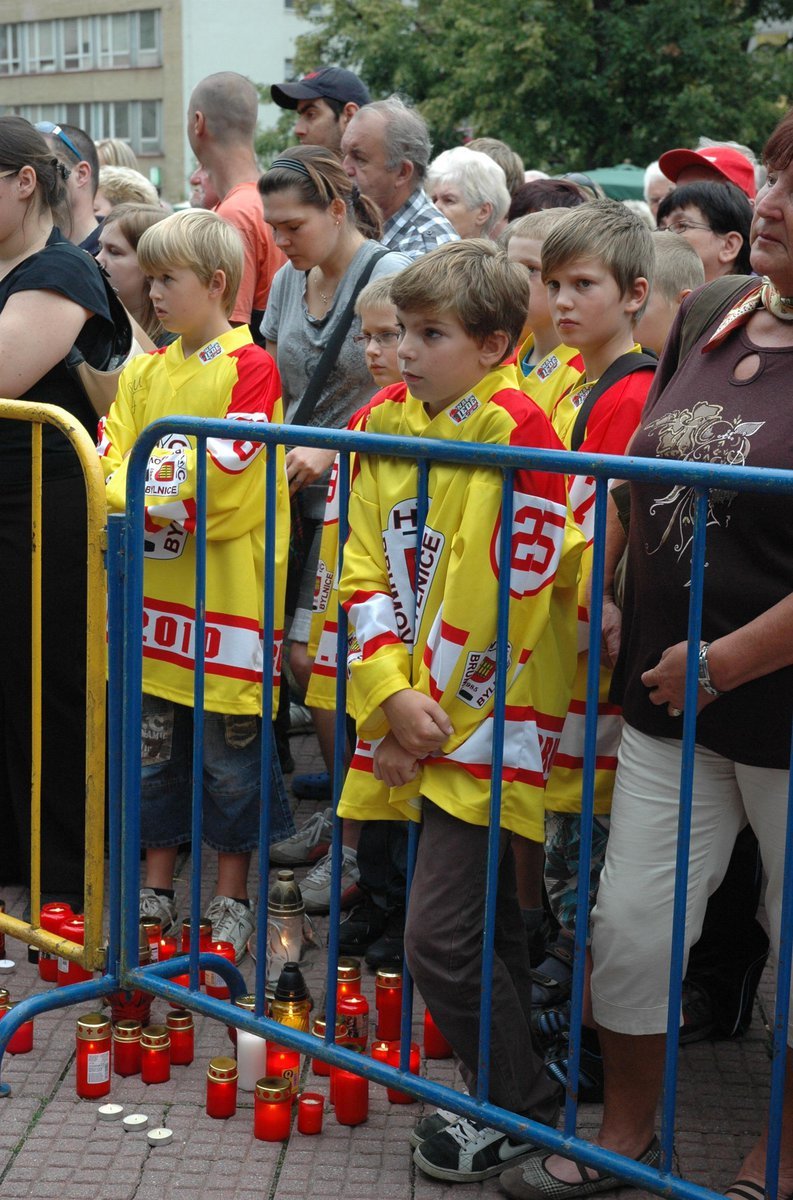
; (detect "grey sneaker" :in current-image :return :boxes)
[270,806,334,866]
[413,1115,538,1182]
[139,888,178,936]
[204,895,255,964]
[301,847,360,913]
[409,1107,460,1148]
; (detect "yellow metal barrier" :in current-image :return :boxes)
[0,401,107,973]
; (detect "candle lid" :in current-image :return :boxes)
[336,957,361,981]
[123,1113,149,1132]
[147,1127,173,1146]
[140,1024,170,1049]
[113,1019,143,1041]
[97,1103,124,1121]
[207,1056,238,1081]
[140,918,162,935]
[166,1009,194,1030]
[76,1012,110,1039]
[234,993,257,1011]
[274,961,308,1002]
[181,918,211,935]
[268,869,305,915]
[311,1014,346,1038]
[375,968,403,988]
[0,988,9,1005]
[255,1076,292,1101]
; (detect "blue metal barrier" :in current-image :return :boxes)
[5,412,790,1200]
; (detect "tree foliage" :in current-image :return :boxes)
[285,0,793,170]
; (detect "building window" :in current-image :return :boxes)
[0,25,22,75]
[62,17,93,72]
[0,11,161,75]
[26,20,56,73]
[11,100,163,155]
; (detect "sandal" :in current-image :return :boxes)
[531,1003,571,1054]
[500,1136,661,1200]
[545,1031,604,1104]
[726,1182,766,1200]
[530,939,575,1008]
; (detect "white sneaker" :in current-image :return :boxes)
[270,806,333,866]
[139,888,178,936]
[204,895,255,964]
[301,847,360,914]
[413,1115,538,1182]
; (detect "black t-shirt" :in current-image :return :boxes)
[0,227,113,483]
[612,288,793,769]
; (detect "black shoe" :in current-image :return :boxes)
[365,910,405,969]
[338,899,387,954]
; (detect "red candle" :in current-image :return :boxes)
[159,935,177,962]
[57,916,92,986]
[297,1092,324,1135]
[311,1015,346,1077]
[336,956,362,1001]
[113,1019,142,1076]
[166,1009,194,1065]
[206,1056,238,1118]
[254,1077,292,1140]
[334,1064,369,1125]
[3,1005,33,1054]
[370,1039,391,1064]
[181,918,211,984]
[140,918,162,961]
[375,968,403,1041]
[140,1025,171,1084]
[39,901,74,983]
[75,1013,111,1099]
[204,940,235,999]
[266,1040,300,1099]
[338,993,369,1050]
[423,1008,453,1058]
[386,1041,421,1104]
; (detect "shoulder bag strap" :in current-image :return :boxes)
[289,248,389,428]
[570,350,657,452]
[677,275,757,365]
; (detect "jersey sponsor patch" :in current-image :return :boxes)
[448,393,480,424]
[199,340,223,363]
[145,451,188,497]
[536,354,560,382]
[382,498,419,645]
[457,639,512,708]
[143,516,188,559]
[312,558,334,613]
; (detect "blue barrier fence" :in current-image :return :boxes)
[2,414,791,1200]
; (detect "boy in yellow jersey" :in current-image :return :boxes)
[501,210,584,415]
[337,241,585,1184]
[98,209,292,962]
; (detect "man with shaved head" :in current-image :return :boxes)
[188,72,284,336]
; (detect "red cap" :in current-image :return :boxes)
[658,146,756,201]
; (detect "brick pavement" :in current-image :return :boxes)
[0,725,777,1200]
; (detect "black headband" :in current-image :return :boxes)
[269,157,312,179]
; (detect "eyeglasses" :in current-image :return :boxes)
[0,169,19,180]
[35,122,82,162]
[660,220,714,235]
[352,331,400,347]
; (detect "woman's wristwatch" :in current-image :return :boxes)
[698,641,724,696]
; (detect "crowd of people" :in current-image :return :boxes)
[0,61,791,1200]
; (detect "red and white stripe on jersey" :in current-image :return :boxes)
[441,706,565,789]
[423,613,469,700]
[207,409,269,474]
[552,698,621,773]
[141,597,281,687]
[345,589,407,662]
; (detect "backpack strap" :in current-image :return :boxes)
[570,350,657,452]
[676,275,757,364]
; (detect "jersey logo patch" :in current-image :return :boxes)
[199,341,223,363]
[536,355,560,381]
[448,394,480,424]
[457,640,512,708]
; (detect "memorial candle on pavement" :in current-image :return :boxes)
[333,1053,369,1126]
[297,1092,324,1135]
[38,901,74,983]
[204,940,235,999]
[375,968,403,1041]
[75,1013,111,1099]
[57,916,92,986]
[336,957,362,1001]
[113,1020,142,1076]
[206,1057,238,1118]
[370,1039,391,1064]
[2,1003,33,1054]
[234,994,267,1092]
[386,1041,421,1104]
[338,992,369,1050]
[254,1077,292,1141]
[266,1040,300,1099]
[423,1008,453,1058]
[140,918,162,961]
[311,1015,346,1077]
[166,1009,194,1065]
[140,1025,170,1084]
[181,918,211,984]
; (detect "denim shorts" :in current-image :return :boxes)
[544,810,611,936]
[140,694,295,852]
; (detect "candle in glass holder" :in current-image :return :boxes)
[334,1061,369,1126]
[140,918,162,961]
[204,940,235,999]
[206,1056,238,1118]
[336,957,362,1001]
[254,1077,292,1141]
[166,1009,194,1066]
[75,1013,111,1099]
[2,1003,33,1054]
[57,916,92,986]
[423,1008,453,1058]
[181,918,211,984]
[113,1019,142,1076]
[375,968,403,1041]
[39,901,74,983]
[311,1014,346,1077]
[266,1040,300,1099]
[140,1025,171,1084]
[297,1092,324,1135]
[234,994,267,1092]
[338,992,369,1050]
[370,1039,391,1064]
[386,1041,421,1104]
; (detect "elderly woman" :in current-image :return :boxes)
[657,180,753,282]
[501,105,793,1200]
[427,146,511,239]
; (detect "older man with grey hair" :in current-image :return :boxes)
[341,95,458,259]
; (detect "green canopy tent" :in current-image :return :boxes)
[584,164,647,200]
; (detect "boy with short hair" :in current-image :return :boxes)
[501,210,584,413]
[635,230,705,355]
[337,240,584,1183]
[98,208,292,961]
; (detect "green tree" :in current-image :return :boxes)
[286,0,792,170]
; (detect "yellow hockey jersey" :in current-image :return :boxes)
[515,333,585,419]
[337,367,584,839]
[98,326,288,716]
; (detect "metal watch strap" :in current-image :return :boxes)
[698,641,724,696]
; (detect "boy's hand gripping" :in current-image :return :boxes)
[381,689,453,758]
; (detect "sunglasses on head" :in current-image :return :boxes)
[35,121,82,162]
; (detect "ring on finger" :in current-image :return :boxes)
[669,707,683,718]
